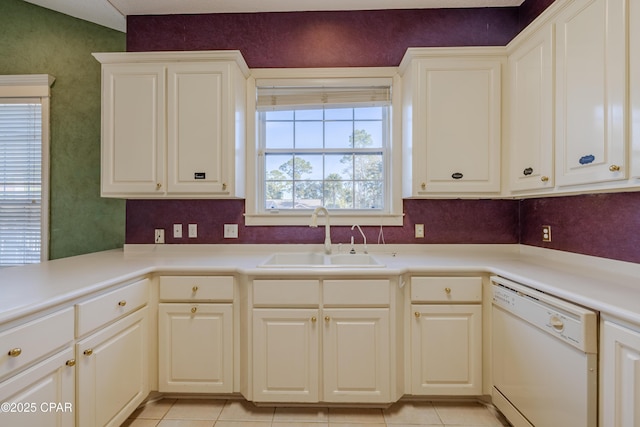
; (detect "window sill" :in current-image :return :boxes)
[244,212,404,226]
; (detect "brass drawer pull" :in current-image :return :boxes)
[311,316,317,323]
[118,300,127,307]
[8,348,22,357]
[192,286,199,292]
[609,165,621,172]
[540,176,549,182]
[324,316,330,322]
[83,349,93,356]
[66,359,76,367]
[445,287,452,294]
[191,307,197,314]
[414,312,421,318]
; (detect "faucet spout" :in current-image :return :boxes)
[351,224,368,254]
[310,207,331,254]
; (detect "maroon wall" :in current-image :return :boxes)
[520,193,640,264]
[126,199,520,245]
[124,0,640,264]
[127,8,520,67]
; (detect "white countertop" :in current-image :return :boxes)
[1,244,639,326]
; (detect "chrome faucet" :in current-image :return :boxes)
[351,224,368,254]
[310,206,332,254]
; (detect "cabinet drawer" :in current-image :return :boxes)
[253,280,320,307]
[0,307,74,379]
[160,276,234,302]
[411,277,482,303]
[324,280,390,307]
[76,278,149,337]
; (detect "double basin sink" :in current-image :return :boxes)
[259,252,384,268]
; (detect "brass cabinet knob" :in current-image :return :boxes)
[445,287,452,294]
[324,316,330,322]
[66,359,76,367]
[191,307,197,314]
[8,348,22,357]
[609,165,621,172]
[156,183,162,190]
[83,349,93,356]
[540,176,549,182]
[192,286,199,292]
[414,312,421,318]
[421,182,426,190]
[118,300,127,307]
[222,183,227,191]
[311,316,317,323]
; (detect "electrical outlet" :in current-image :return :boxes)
[542,225,552,242]
[188,224,198,238]
[173,224,182,238]
[415,224,425,238]
[224,224,238,238]
[154,229,165,244]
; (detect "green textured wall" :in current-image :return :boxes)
[0,0,126,259]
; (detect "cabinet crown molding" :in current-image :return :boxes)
[92,50,250,77]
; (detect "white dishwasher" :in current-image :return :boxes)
[490,276,598,427]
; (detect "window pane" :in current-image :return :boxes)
[265,154,293,179]
[355,181,383,209]
[354,107,383,120]
[325,121,353,148]
[354,154,383,180]
[295,154,323,180]
[265,181,292,209]
[294,181,323,208]
[324,180,353,209]
[295,109,323,120]
[265,110,294,120]
[295,121,323,149]
[324,154,351,179]
[265,121,293,149]
[355,121,383,147]
[325,108,353,120]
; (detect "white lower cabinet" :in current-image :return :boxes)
[251,279,394,404]
[159,303,233,393]
[252,309,319,402]
[76,307,149,427]
[601,318,640,427]
[0,347,75,427]
[410,277,482,395]
[323,308,390,402]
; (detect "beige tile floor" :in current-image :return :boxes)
[121,398,512,427]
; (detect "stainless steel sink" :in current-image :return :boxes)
[259,252,384,268]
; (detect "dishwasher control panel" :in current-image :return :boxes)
[491,276,598,353]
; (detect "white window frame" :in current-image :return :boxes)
[245,68,403,226]
[0,75,54,264]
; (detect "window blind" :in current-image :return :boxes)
[256,86,391,111]
[0,101,42,266]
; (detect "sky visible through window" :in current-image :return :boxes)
[263,106,386,210]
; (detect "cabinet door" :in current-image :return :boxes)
[252,309,319,402]
[323,308,390,403]
[0,348,74,427]
[415,58,501,194]
[601,320,640,427]
[159,303,233,393]
[167,63,230,195]
[555,0,627,186]
[508,25,555,192]
[76,307,149,427]
[411,304,482,395]
[101,64,165,196]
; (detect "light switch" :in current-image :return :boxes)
[173,224,182,238]
[188,224,198,238]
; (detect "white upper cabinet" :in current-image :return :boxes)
[400,48,503,196]
[94,51,249,199]
[507,24,555,192]
[554,0,628,186]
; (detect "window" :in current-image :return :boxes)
[0,75,53,266]
[246,70,403,226]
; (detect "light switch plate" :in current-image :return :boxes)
[224,224,238,238]
[154,229,165,244]
[415,224,425,238]
[173,224,182,238]
[188,223,197,238]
